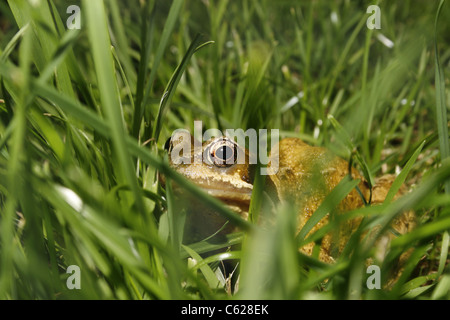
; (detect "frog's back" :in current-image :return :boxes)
[268,138,415,262]
[267,138,367,260]
[269,137,368,218]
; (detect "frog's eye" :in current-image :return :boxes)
[208,138,237,167]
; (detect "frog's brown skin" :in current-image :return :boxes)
[164,134,415,263]
[270,138,415,263]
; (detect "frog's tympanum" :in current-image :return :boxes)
[163,132,415,264]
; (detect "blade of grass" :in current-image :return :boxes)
[37,28,80,86]
[132,1,155,138]
[239,203,300,299]
[83,0,146,220]
[297,177,361,246]
[136,0,183,138]
[44,184,171,299]
[165,173,184,256]
[152,34,214,143]
[0,15,32,298]
[384,140,425,204]
[108,0,137,88]
[370,160,450,250]
[47,0,97,110]
[434,0,450,194]
[0,23,29,63]
[437,231,449,278]
[328,114,374,189]
[431,274,450,300]
[391,214,450,249]
[180,232,244,259]
[8,0,75,98]
[183,245,225,289]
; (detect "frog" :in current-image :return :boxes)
[162,131,416,263]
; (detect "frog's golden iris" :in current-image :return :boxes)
[205,137,238,167]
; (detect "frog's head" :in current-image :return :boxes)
[164,131,254,205]
[162,131,257,243]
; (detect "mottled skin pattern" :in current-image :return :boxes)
[164,134,415,263]
[270,138,415,263]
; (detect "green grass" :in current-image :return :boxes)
[0,0,449,300]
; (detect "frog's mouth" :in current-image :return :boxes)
[193,181,253,204]
[160,172,253,204]
[198,184,252,220]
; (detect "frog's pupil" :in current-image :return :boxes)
[216,145,233,162]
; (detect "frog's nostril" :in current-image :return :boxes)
[164,137,172,152]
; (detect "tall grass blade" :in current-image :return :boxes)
[384,140,425,204]
[83,0,146,218]
[434,0,450,194]
[297,178,361,245]
[138,0,183,138]
[152,34,213,143]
